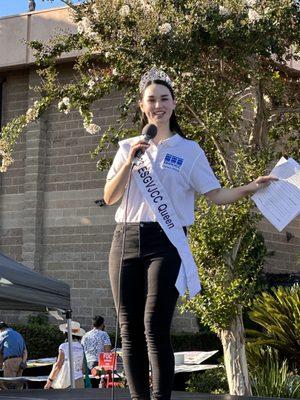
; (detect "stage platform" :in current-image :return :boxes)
[0,388,291,400]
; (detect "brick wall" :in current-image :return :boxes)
[258,218,300,274]
[0,70,28,261]
[0,63,299,334]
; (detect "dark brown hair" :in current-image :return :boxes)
[140,79,186,138]
[93,315,104,328]
[64,333,81,341]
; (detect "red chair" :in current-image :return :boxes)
[91,353,122,388]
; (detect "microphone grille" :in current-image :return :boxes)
[142,124,157,140]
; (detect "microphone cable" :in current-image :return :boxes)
[109,124,157,399]
[111,161,135,400]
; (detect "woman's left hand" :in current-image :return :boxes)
[247,175,278,194]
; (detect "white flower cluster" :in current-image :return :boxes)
[58,97,71,114]
[88,79,96,89]
[79,108,101,135]
[263,94,271,105]
[139,0,156,12]
[248,9,261,23]
[245,0,257,7]
[219,6,230,16]
[159,23,172,34]
[83,122,101,135]
[91,4,100,19]
[182,72,194,78]
[77,17,98,39]
[83,78,99,97]
[0,139,13,173]
[119,5,130,17]
[0,152,13,173]
[25,106,39,123]
[244,0,262,23]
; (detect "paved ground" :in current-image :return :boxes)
[0,388,292,400]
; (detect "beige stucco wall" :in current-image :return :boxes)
[0,7,76,70]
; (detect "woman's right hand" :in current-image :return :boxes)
[126,140,150,164]
[104,140,150,205]
[44,379,52,389]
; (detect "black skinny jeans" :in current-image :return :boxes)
[109,222,182,400]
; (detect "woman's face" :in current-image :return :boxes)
[140,83,176,127]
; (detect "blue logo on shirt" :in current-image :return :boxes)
[163,153,184,171]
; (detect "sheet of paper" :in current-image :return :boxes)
[252,157,300,231]
[174,350,218,364]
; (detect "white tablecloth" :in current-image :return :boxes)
[174,350,220,374]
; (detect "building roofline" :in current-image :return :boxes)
[0,6,77,70]
[0,6,68,21]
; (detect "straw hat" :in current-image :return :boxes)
[59,321,85,337]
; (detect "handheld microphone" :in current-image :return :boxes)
[94,199,106,207]
[134,123,157,159]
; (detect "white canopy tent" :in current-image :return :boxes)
[0,252,76,388]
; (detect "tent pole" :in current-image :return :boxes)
[66,310,75,389]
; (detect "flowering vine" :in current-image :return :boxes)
[0,0,299,173]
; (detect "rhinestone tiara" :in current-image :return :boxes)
[139,67,173,92]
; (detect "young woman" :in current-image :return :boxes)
[104,68,276,400]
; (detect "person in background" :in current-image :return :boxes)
[0,321,27,390]
[81,315,111,371]
[44,321,85,389]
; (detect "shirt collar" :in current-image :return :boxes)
[151,133,182,148]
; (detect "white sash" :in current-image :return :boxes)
[132,152,201,298]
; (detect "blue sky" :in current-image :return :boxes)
[0,0,82,18]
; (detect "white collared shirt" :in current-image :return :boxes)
[106,134,221,226]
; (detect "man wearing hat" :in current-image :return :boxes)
[0,322,27,389]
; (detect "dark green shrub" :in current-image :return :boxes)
[186,366,228,394]
[110,331,222,357]
[27,314,49,325]
[248,346,300,398]
[171,332,222,359]
[247,284,300,372]
[12,322,64,359]
[107,332,122,349]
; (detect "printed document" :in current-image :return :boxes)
[251,157,300,231]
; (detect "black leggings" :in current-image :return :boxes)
[109,222,181,400]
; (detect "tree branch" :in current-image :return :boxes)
[249,80,269,148]
[186,104,234,184]
[228,87,252,103]
[270,60,300,80]
[224,234,244,272]
[269,106,300,114]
